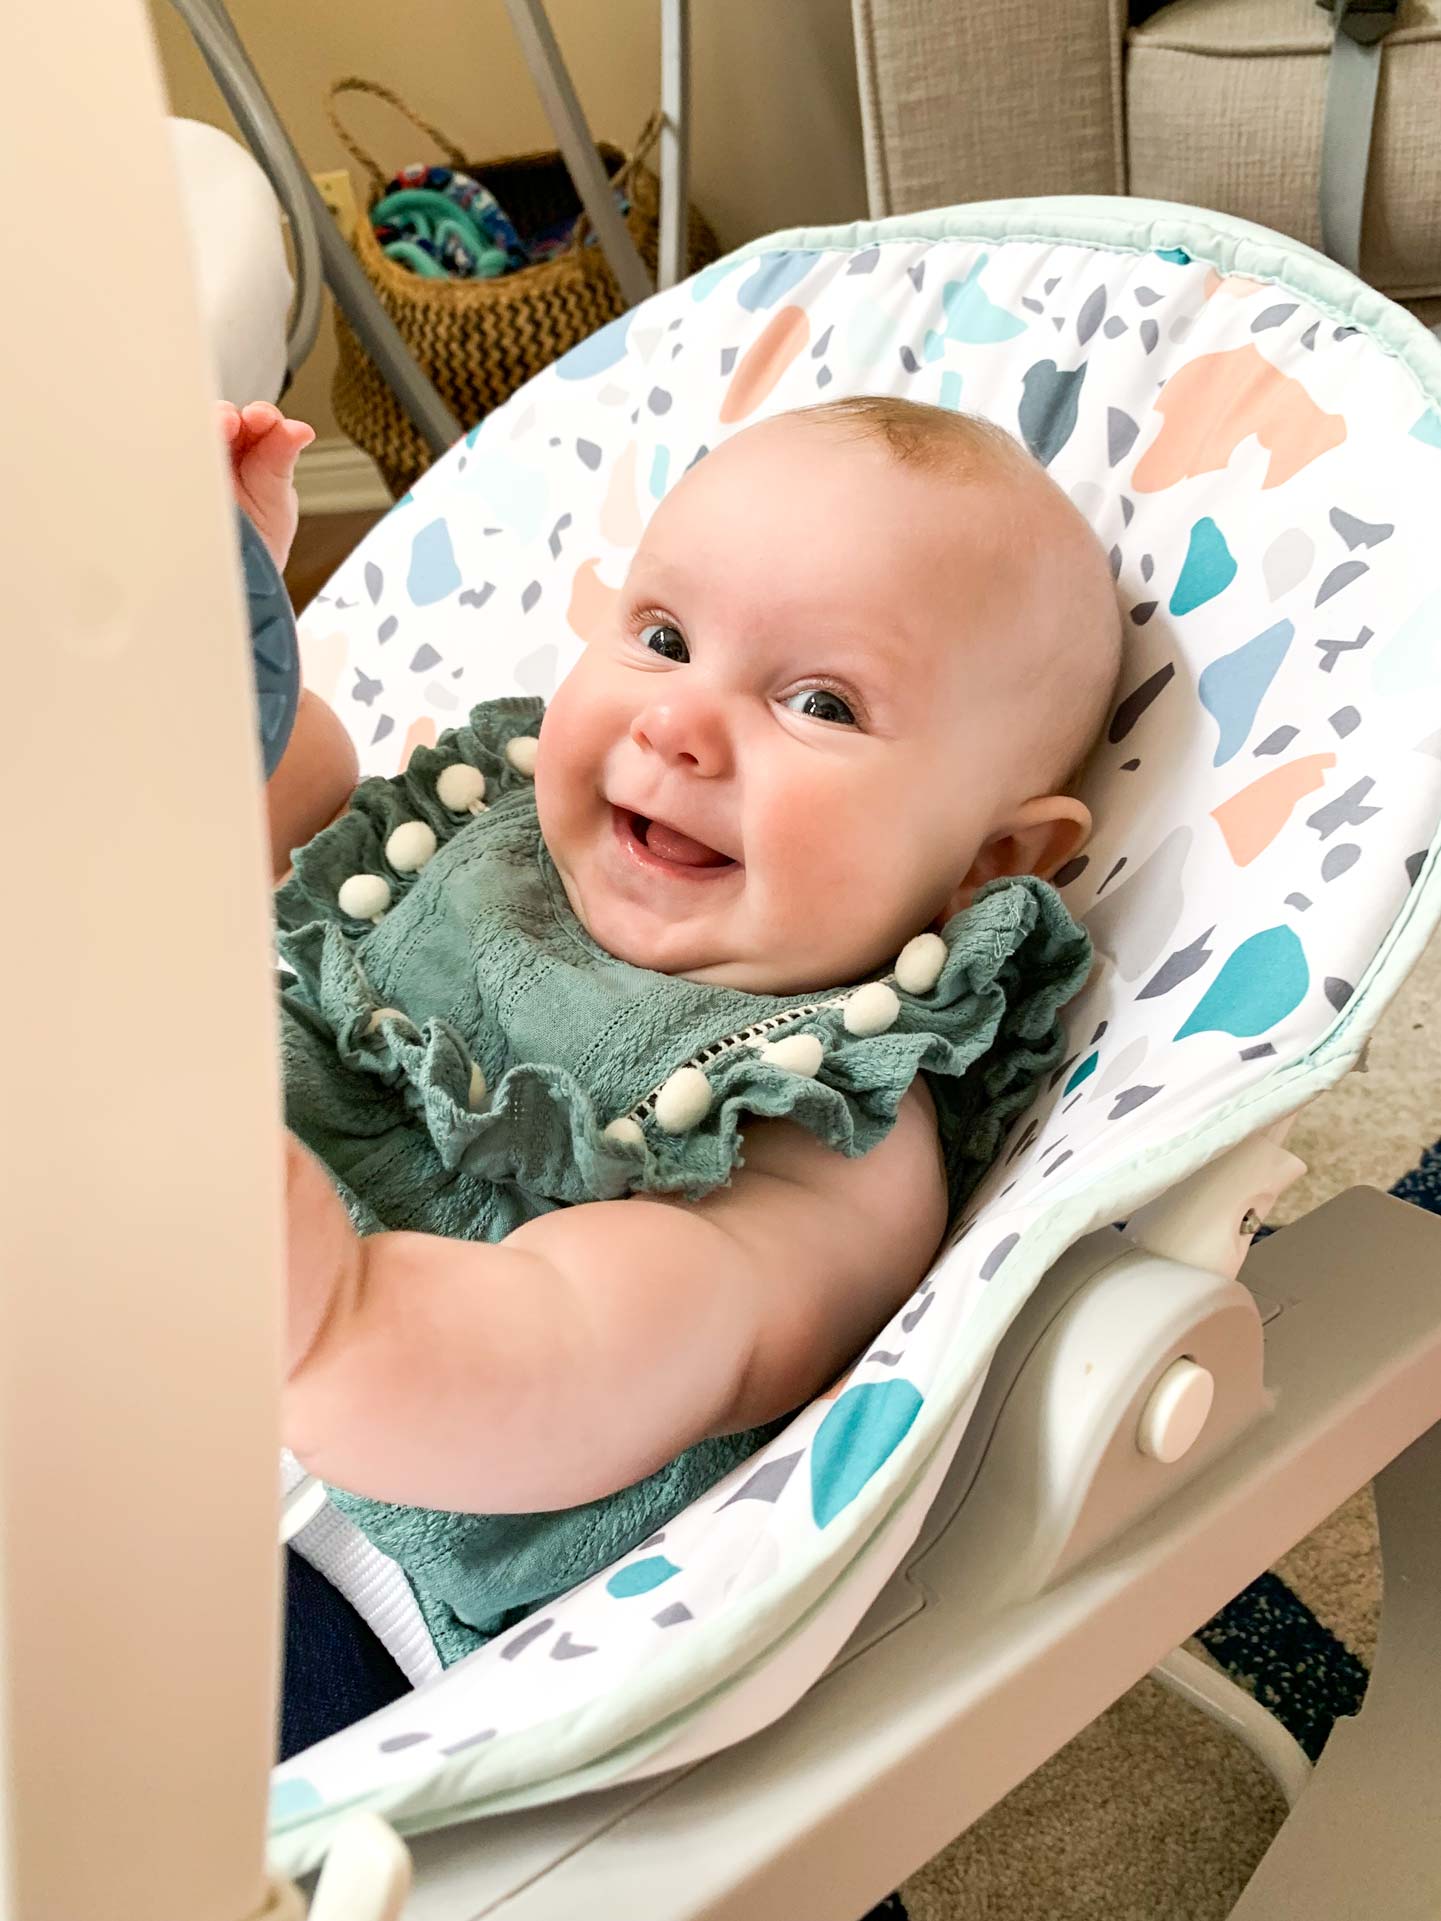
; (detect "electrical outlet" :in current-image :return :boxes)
[312,168,358,243]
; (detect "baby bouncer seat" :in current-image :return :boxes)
[11,7,1441,1917]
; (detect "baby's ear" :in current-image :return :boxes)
[934,796,1092,922]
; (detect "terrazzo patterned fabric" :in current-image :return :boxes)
[269,197,1441,1874]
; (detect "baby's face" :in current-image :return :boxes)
[534,415,1094,993]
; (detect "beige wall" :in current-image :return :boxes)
[149,0,867,440]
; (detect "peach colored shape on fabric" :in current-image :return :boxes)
[600,441,643,548]
[719,306,810,424]
[1203,269,1269,301]
[1133,345,1346,492]
[568,556,620,643]
[1212,752,1335,865]
[401,716,436,770]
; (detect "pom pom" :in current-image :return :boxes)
[603,1116,645,1149]
[653,1065,712,1133]
[895,931,947,995]
[385,820,438,874]
[842,982,900,1037]
[757,1032,824,1077]
[467,1061,487,1109]
[505,734,540,776]
[337,873,391,922]
[436,763,487,813]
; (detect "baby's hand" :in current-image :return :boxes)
[219,400,315,574]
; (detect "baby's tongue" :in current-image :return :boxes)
[644,818,730,866]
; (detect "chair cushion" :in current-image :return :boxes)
[269,195,1441,1874]
[1127,0,1441,306]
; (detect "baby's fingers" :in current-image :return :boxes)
[216,399,242,443]
[240,403,315,472]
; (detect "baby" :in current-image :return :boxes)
[229,393,1121,1740]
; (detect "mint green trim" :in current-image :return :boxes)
[724,195,1441,407]
[268,195,1441,1877]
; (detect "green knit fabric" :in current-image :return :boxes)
[275,696,1093,1665]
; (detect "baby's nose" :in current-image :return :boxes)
[629,695,731,777]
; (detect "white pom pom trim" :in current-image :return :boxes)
[385,820,438,874]
[757,1032,824,1077]
[842,982,900,1037]
[436,763,488,814]
[337,873,392,922]
[653,1065,712,1133]
[603,1116,645,1149]
[505,734,540,776]
[895,931,947,995]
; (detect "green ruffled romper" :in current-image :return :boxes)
[275,697,1092,1665]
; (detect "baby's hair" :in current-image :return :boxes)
[792,393,1034,480]
[789,394,1123,796]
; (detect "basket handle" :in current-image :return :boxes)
[570,110,664,252]
[327,76,471,199]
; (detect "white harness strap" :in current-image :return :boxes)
[281,1451,442,1690]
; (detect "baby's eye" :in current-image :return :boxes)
[641,621,689,662]
[784,688,857,726]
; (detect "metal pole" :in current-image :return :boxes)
[171,0,461,456]
[500,0,655,308]
[658,0,690,292]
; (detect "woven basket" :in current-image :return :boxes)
[327,78,720,499]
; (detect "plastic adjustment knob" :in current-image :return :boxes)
[1137,1358,1215,1464]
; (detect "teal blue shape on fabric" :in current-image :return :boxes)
[923,329,946,362]
[1411,410,1441,447]
[737,251,819,311]
[810,1380,924,1529]
[396,492,415,507]
[650,446,671,498]
[1171,517,1237,616]
[1199,619,1295,766]
[939,369,964,410]
[691,256,745,302]
[606,1555,681,1598]
[1156,247,1191,264]
[465,423,482,448]
[937,254,1027,344]
[1065,1051,1098,1093]
[270,1778,324,1822]
[556,311,633,379]
[1176,926,1309,1040]
[407,519,461,605]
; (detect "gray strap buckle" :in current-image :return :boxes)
[1315,0,1402,48]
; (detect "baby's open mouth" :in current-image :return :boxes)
[613,805,738,873]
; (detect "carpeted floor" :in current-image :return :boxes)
[898,929,1441,1921]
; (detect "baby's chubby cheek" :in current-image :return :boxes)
[530,684,606,853]
[746,773,871,928]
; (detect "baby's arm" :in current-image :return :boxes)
[217,400,360,871]
[284,1084,949,1512]
[267,690,358,879]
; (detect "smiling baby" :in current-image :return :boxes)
[243,393,1121,1732]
